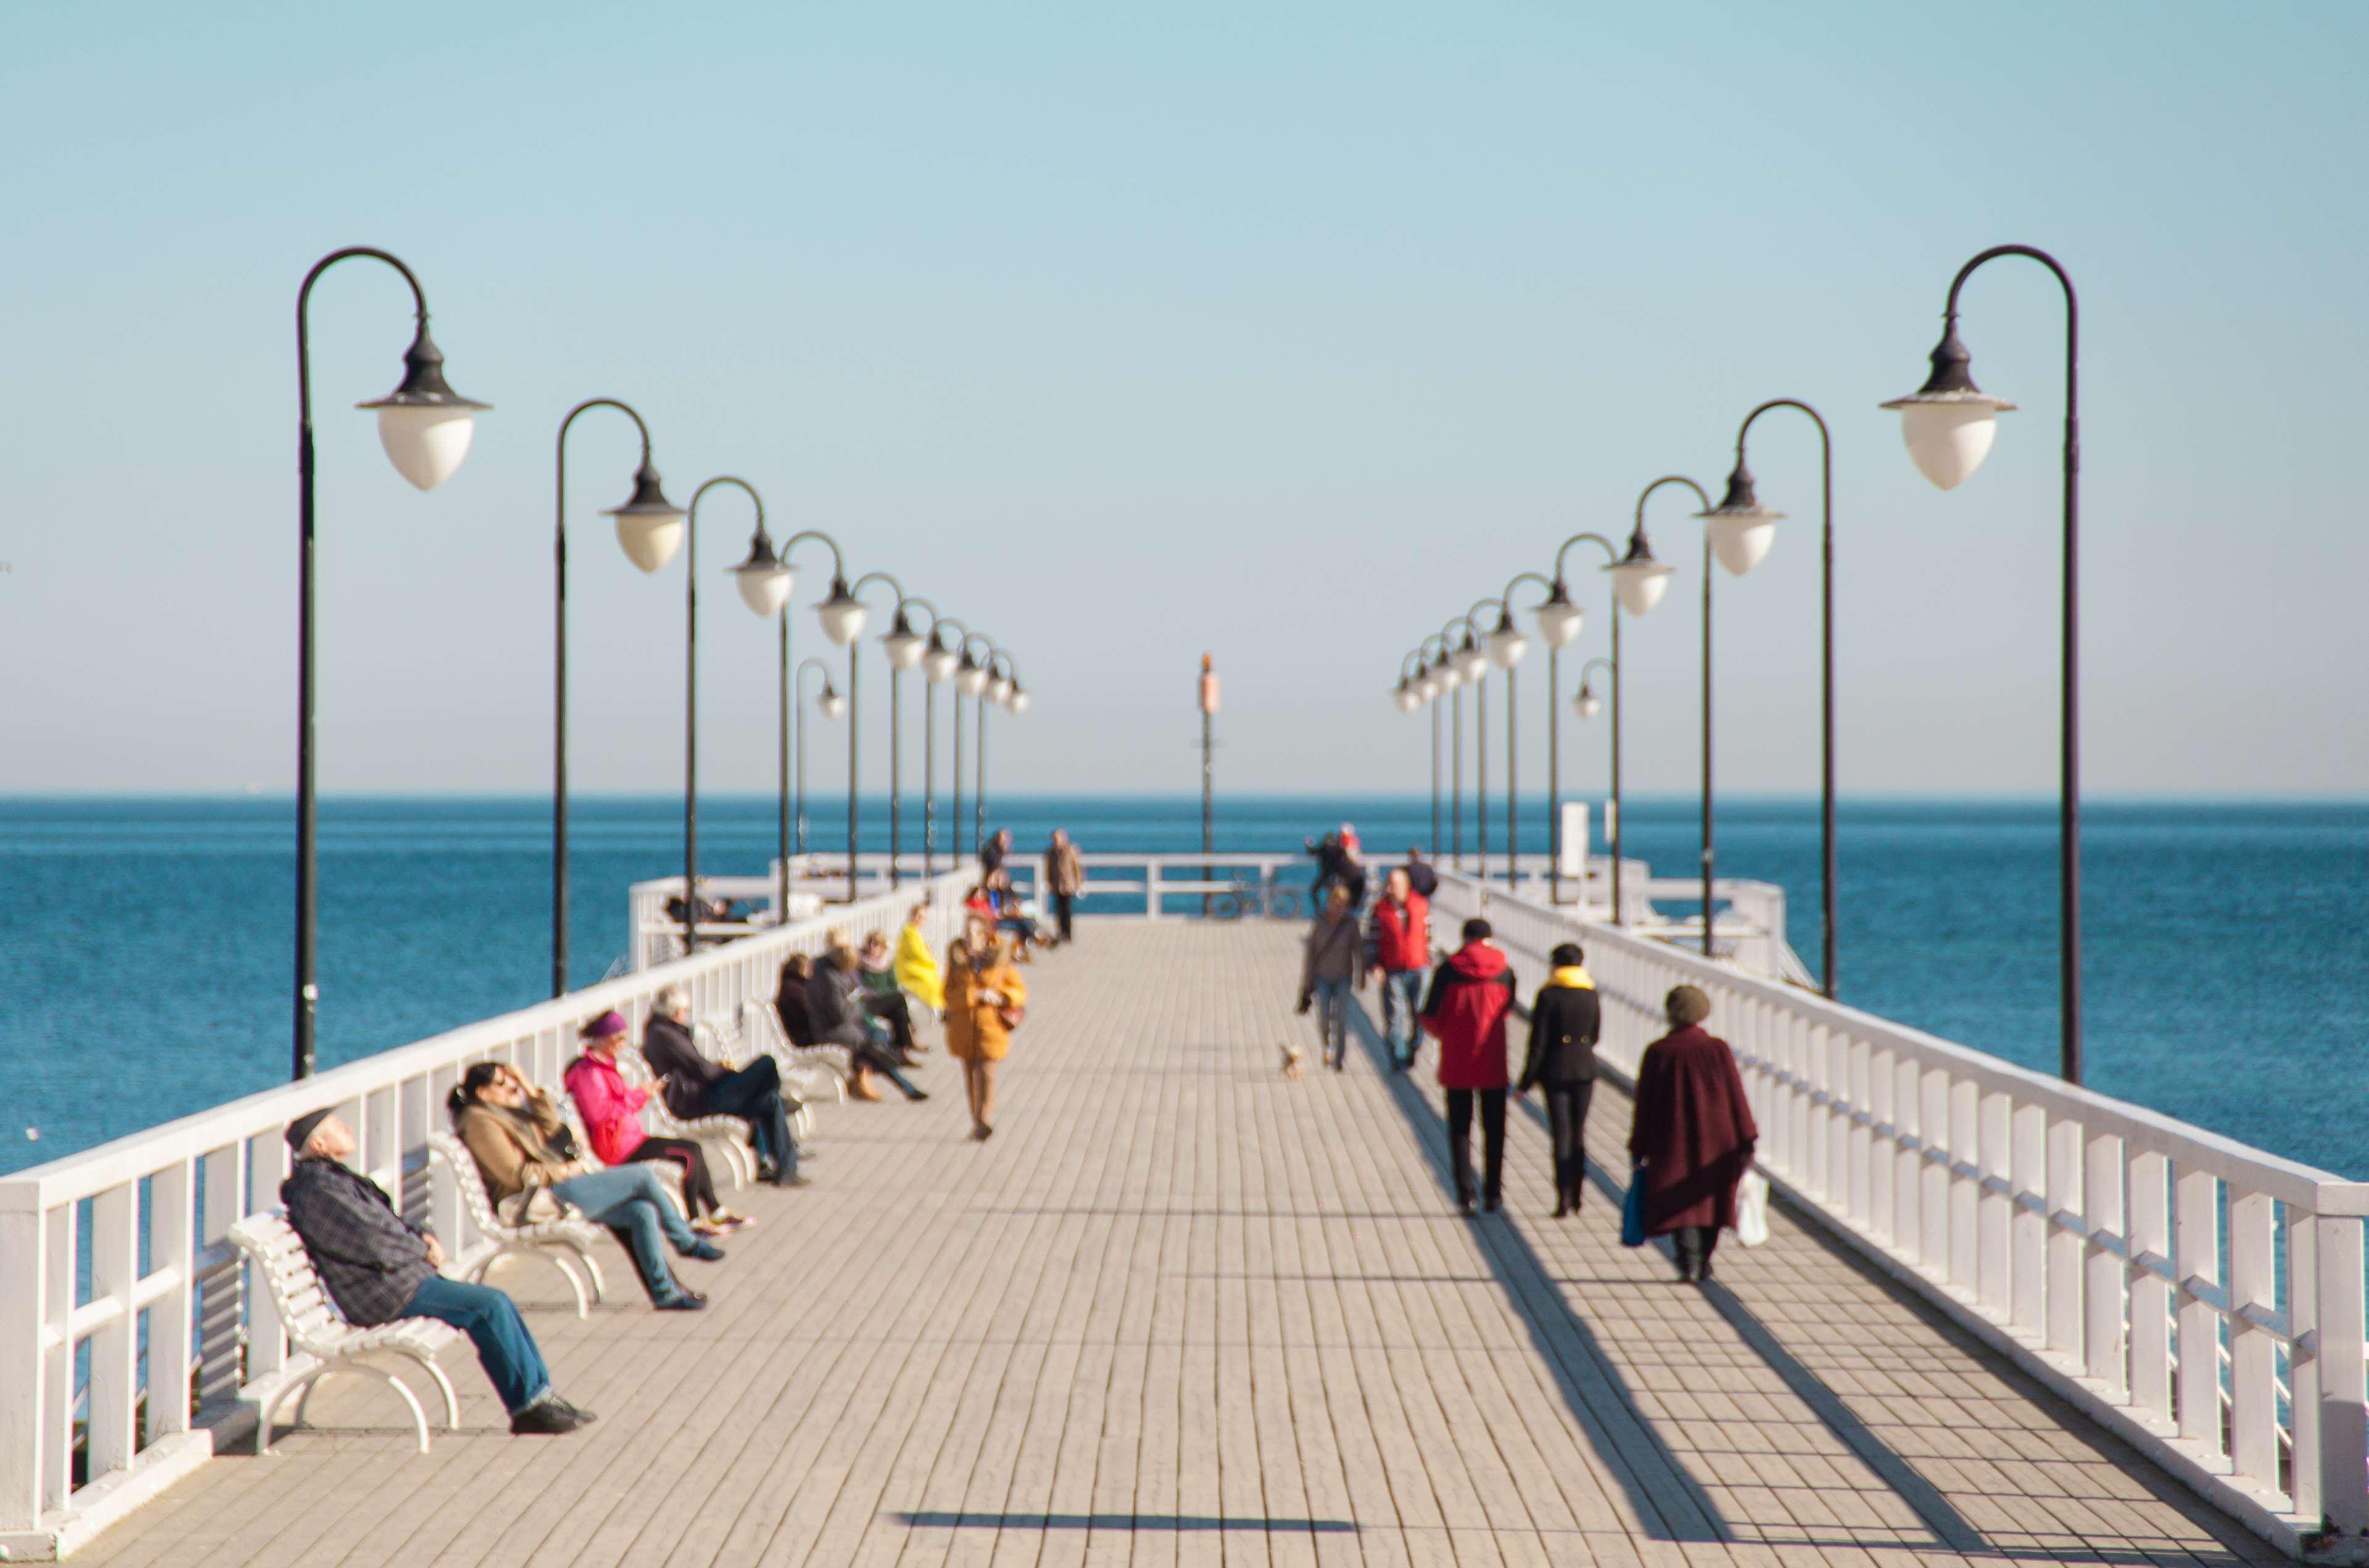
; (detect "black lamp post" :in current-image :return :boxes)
[727,526,848,922]
[1884,244,2082,1081]
[1698,399,1837,997]
[951,634,994,859]
[1490,576,1548,890]
[552,397,682,998]
[291,247,487,1079]
[903,599,950,876]
[1625,477,1716,955]
[795,657,844,861]
[1438,615,1480,869]
[845,572,918,895]
[1391,649,1437,860]
[1417,637,1450,858]
[1461,600,1504,884]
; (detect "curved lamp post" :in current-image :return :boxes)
[1416,636,1452,857]
[291,247,487,1078]
[1393,648,1434,860]
[550,397,682,997]
[951,634,993,858]
[726,526,847,921]
[1462,599,1506,884]
[963,636,1005,854]
[1699,399,1836,997]
[902,598,950,875]
[845,572,916,894]
[1435,616,1479,868]
[1883,244,2082,1081]
[1491,576,1546,889]
[795,656,843,858]
[1628,476,1716,955]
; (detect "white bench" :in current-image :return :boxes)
[619,1046,760,1185]
[226,1210,462,1456]
[425,1131,608,1319]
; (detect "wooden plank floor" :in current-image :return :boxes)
[76,922,2284,1567]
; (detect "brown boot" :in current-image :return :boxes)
[850,1066,884,1101]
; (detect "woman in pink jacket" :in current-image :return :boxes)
[563,1011,750,1235]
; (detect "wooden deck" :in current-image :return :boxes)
[75,922,2283,1568]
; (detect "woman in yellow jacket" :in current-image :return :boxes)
[893,902,945,1014]
[944,921,1026,1141]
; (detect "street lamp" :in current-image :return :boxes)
[1435,617,1476,868]
[898,597,948,876]
[795,657,843,858]
[726,524,845,928]
[1574,658,1611,720]
[1630,476,1718,956]
[1884,243,2083,1082]
[291,247,486,1079]
[1537,518,1666,914]
[847,572,915,898]
[966,637,1006,854]
[1699,398,1837,997]
[1490,579,1541,892]
[552,397,681,997]
[1398,645,1441,859]
[936,620,975,860]
[952,636,992,858]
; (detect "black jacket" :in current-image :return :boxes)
[281,1157,436,1327]
[805,962,869,1048]
[1301,909,1363,993]
[1519,981,1602,1089]
[1402,858,1438,898]
[642,1013,727,1119]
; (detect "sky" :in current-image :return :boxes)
[3,1,2364,799]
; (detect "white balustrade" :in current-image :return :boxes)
[1430,868,2369,1556]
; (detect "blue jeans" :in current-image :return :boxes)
[1379,969,1425,1067]
[1311,977,1351,1068]
[705,1057,798,1177]
[552,1166,698,1302]
[402,1274,549,1414]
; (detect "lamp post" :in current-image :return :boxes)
[1457,605,1498,883]
[1490,578,1544,889]
[839,571,908,900]
[1416,638,1450,857]
[1699,399,1836,996]
[1627,476,1716,955]
[1883,244,2083,1081]
[903,599,951,875]
[552,398,682,997]
[291,247,486,1079]
[795,657,844,857]
[1433,620,1472,867]
[726,526,848,921]
[962,636,1004,853]
[1393,649,1435,860]
[952,635,993,858]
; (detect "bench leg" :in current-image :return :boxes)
[568,1244,607,1305]
[547,1251,592,1319]
[260,1369,324,1456]
[402,1348,462,1432]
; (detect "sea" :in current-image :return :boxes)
[2,795,2363,1182]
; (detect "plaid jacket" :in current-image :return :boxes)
[280,1156,437,1327]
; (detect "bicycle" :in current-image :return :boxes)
[1207,876,1302,921]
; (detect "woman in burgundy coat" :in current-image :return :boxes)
[1627,985,1758,1282]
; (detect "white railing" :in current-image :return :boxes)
[1432,869,2369,1558]
[0,869,971,1561]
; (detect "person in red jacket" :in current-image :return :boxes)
[1419,917,1519,1213]
[1364,868,1431,1072]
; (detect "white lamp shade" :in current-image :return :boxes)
[616,513,686,575]
[1574,690,1603,720]
[921,645,959,683]
[989,674,1014,704]
[374,405,476,491]
[736,562,793,617]
[1393,685,1420,713]
[1890,397,2010,490]
[955,663,990,697]
[1455,645,1488,682]
[815,596,868,647]
[1434,662,1461,692]
[818,690,847,719]
[1533,598,1584,648]
[1606,560,1674,618]
[1417,673,1440,700]
[883,627,927,670]
[1487,624,1529,669]
[1708,512,1778,577]
[1010,689,1032,715]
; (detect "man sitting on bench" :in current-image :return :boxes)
[280,1108,595,1435]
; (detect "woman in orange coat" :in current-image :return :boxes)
[944,919,1027,1142]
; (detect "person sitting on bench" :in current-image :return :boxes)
[643,987,808,1188]
[280,1108,594,1435]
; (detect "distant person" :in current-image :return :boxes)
[809,934,929,1101]
[1043,829,1085,945]
[857,929,921,1059]
[1517,944,1601,1218]
[774,954,818,1045]
[448,1062,720,1309]
[1628,985,1759,1282]
[565,1014,747,1236]
[945,919,1026,1141]
[979,828,1013,884]
[1401,847,1438,899]
[1298,884,1365,1071]
[1304,828,1366,910]
[1420,916,1518,1214]
[1365,866,1430,1072]
[894,902,945,1016]
[280,1109,594,1434]
[984,871,1050,960]
[645,986,807,1188]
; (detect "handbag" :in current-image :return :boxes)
[1735,1169,1770,1248]
[1620,1164,1648,1248]
[998,1003,1026,1031]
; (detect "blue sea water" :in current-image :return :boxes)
[1,795,2362,1180]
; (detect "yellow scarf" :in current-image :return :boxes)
[1550,966,1595,989]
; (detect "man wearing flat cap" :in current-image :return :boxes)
[280,1108,595,1434]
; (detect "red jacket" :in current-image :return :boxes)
[1367,892,1429,973]
[562,1052,649,1168]
[1419,941,1517,1089]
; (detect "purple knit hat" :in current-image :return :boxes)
[581,1010,629,1041]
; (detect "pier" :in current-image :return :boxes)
[4,863,2363,1564]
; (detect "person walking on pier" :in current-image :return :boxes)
[1517,944,1600,1217]
[281,1110,595,1434]
[565,1017,749,1235]
[1366,866,1430,1072]
[448,1063,721,1310]
[645,987,808,1187]
[980,827,1013,884]
[945,919,1027,1140]
[1044,829,1085,946]
[1421,917,1518,1213]
[1298,883,1364,1071]
[1628,985,1758,1282]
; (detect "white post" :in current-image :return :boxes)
[2046,1119,2085,1360]
[2174,1166,2222,1456]
[245,1132,291,1379]
[1145,860,1162,922]
[86,1184,140,1478]
[1844,1038,1872,1227]
[197,1143,245,1418]
[2310,1211,2369,1535]
[2082,1131,2127,1400]
[2126,1151,2172,1429]
[0,1198,46,1533]
[2228,1191,2279,1493]
[1948,1079,1980,1293]
[1977,1090,2012,1318]
[147,1160,197,1447]
[1919,1068,1951,1279]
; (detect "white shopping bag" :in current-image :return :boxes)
[1735,1169,1770,1248]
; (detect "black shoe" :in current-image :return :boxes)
[1551,1199,1570,1219]
[682,1240,726,1262]
[755,1162,779,1182]
[1482,1195,1502,1214]
[554,1396,598,1424]
[654,1290,708,1311]
[773,1172,812,1188]
[1457,1196,1475,1216]
[512,1397,594,1435]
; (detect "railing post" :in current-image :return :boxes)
[1919,1068,1950,1279]
[2046,1118,2085,1361]
[245,1132,291,1380]
[1948,1079,1979,1293]
[2175,1166,2222,1456]
[1844,1037,1871,1226]
[41,1202,73,1516]
[147,1159,196,1449]
[1145,860,1162,921]
[2082,1130,2127,1400]
[2010,1103,2047,1338]
[2308,1209,2369,1535]
[2229,1191,2279,1493]
[2127,1151,2172,1429]
[197,1145,245,1419]
[0,1195,46,1533]
[87,1182,140,1479]
[1977,1090,2012,1318]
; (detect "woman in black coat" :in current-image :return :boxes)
[1517,942,1601,1217]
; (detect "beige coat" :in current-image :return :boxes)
[454,1098,577,1205]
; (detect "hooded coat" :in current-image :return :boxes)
[944,952,1027,1063]
[1627,1024,1759,1235]
[894,923,944,1013]
[1418,941,1517,1089]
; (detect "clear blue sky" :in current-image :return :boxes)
[4,1,2363,797]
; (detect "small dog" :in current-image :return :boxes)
[1280,1041,1304,1081]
